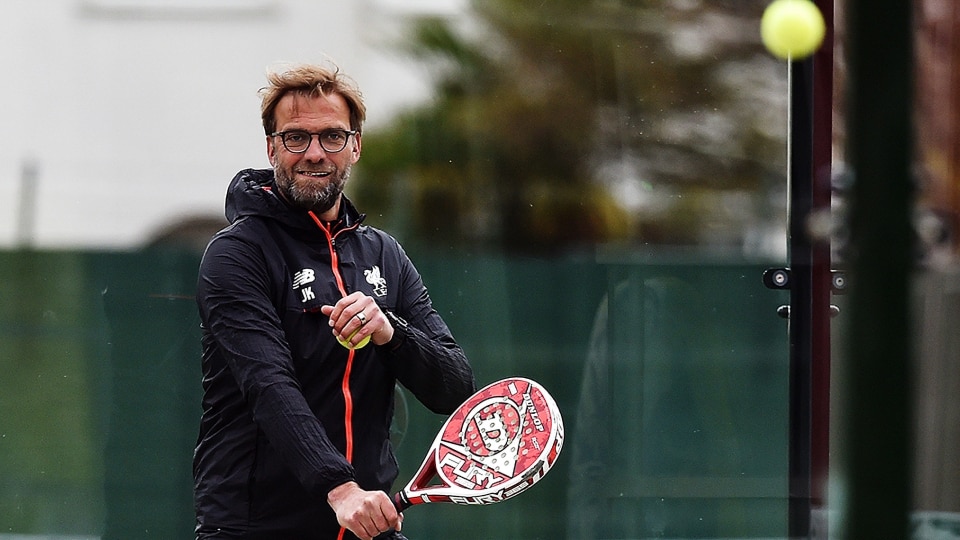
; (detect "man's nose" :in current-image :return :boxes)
[303,135,327,160]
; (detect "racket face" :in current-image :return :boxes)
[401,377,563,507]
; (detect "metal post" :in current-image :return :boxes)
[786,1,835,536]
[844,0,914,538]
[787,52,816,539]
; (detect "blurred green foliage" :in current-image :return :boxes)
[354,0,786,254]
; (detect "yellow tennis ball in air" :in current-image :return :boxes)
[337,330,371,350]
[761,0,826,60]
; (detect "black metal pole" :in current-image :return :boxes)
[787,53,815,540]
[843,0,915,538]
[787,2,835,537]
[810,0,836,534]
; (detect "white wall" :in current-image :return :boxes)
[0,0,465,249]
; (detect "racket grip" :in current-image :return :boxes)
[393,491,412,512]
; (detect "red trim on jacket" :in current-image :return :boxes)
[309,210,360,463]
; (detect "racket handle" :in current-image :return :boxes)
[393,491,412,512]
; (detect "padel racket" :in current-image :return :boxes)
[393,377,564,510]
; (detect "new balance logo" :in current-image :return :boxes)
[293,269,315,289]
[293,268,317,304]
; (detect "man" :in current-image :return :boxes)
[194,63,476,539]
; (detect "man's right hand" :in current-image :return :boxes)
[327,481,402,539]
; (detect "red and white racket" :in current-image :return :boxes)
[393,377,564,510]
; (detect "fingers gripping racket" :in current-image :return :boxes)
[393,377,564,511]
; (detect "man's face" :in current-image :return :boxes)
[266,92,361,218]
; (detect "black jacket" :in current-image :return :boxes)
[194,169,475,538]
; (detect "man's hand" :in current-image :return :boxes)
[327,481,402,539]
[321,292,394,347]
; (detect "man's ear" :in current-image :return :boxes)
[351,132,362,163]
[266,137,277,166]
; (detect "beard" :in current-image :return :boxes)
[273,161,352,214]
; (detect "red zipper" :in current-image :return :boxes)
[308,211,358,464]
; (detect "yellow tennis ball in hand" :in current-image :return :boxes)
[337,329,371,350]
[761,0,826,60]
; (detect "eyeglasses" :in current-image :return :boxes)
[270,129,357,154]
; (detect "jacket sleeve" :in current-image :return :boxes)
[380,244,476,414]
[197,232,355,497]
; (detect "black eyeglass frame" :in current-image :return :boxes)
[269,129,358,154]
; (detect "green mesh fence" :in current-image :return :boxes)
[0,248,789,539]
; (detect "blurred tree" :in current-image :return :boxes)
[354,0,787,255]
[914,0,960,263]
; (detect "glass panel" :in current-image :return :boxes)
[4,1,792,538]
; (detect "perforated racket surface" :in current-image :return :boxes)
[393,377,564,510]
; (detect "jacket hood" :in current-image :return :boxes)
[224,168,364,230]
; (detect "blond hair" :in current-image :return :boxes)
[259,63,366,135]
